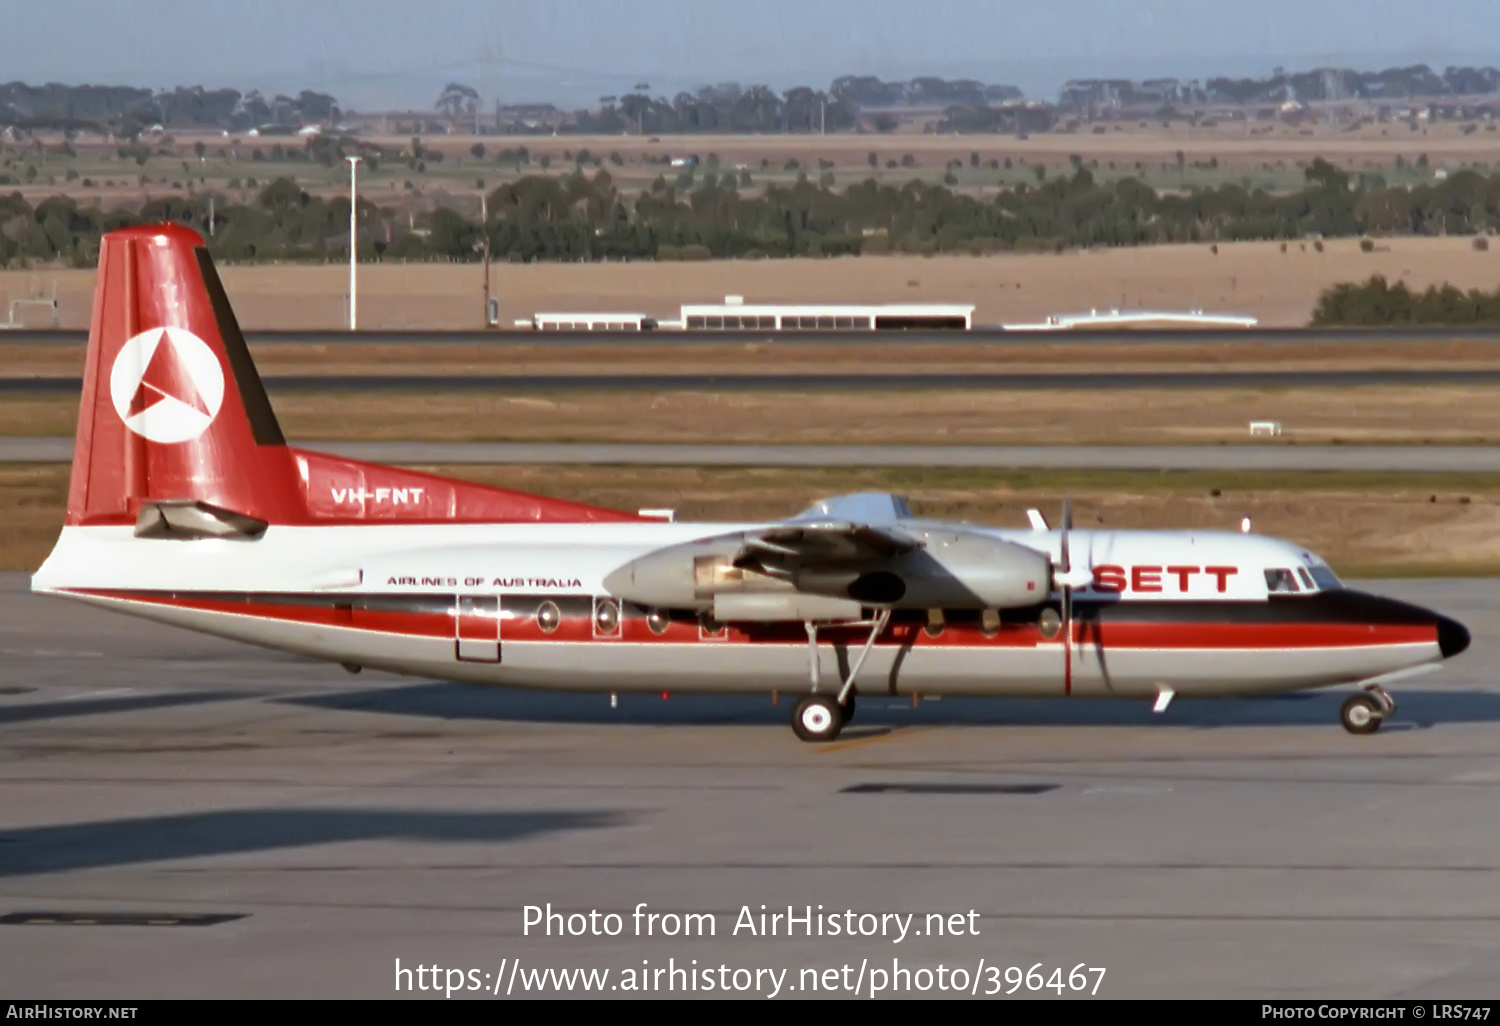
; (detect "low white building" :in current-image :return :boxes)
[524,297,975,332]
[529,313,656,331]
[678,297,973,331]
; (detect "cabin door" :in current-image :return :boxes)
[455,595,501,662]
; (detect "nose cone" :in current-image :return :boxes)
[1437,614,1471,659]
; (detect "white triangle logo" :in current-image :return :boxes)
[108,327,226,444]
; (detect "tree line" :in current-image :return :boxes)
[1311,273,1500,326]
[11,158,1500,268]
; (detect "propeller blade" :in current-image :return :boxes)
[1061,495,1074,696]
[1063,581,1072,696]
[1059,497,1071,573]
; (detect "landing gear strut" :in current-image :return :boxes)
[792,610,889,742]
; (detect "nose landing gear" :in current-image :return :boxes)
[1340,684,1397,735]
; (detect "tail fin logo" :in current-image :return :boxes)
[108,327,225,444]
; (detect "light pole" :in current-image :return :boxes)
[346,155,362,330]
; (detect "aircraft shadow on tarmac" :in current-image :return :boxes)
[0,689,259,726]
[0,808,624,877]
[284,681,1500,730]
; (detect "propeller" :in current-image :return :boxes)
[1061,497,1073,696]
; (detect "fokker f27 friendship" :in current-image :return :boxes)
[32,225,1471,741]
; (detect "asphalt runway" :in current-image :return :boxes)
[9,369,1500,396]
[9,327,1500,346]
[7,437,1500,472]
[3,573,1499,998]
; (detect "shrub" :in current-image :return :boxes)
[1360,238,1375,253]
[1475,236,1490,252]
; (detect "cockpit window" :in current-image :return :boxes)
[1264,568,1300,593]
[1308,565,1342,591]
[1297,568,1316,590]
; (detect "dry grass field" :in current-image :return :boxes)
[23,119,1500,212]
[4,236,1500,331]
[9,335,1500,379]
[9,384,1500,447]
[383,122,1500,172]
[5,462,1500,575]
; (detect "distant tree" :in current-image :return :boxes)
[437,83,480,121]
[470,142,486,160]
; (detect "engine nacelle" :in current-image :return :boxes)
[604,527,1050,613]
[712,593,862,622]
[602,537,758,610]
[842,529,1050,609]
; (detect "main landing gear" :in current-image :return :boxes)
[792,695,840,742]
[1340,684,1397,735]
[791,612,889,742]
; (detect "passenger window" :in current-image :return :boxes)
[688,316,705,328]
[1297,568,1316,590]
[1264,568,1300,593]
[816,316,835,329]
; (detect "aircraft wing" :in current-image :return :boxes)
[732,521,920,577]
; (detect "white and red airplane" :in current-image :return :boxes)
[31,224,1471,741]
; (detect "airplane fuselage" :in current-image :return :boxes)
[34,522,1464,701]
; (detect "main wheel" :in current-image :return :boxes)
[1340,693,1383,735]
[791,695,843,743]
[840,693,856,725]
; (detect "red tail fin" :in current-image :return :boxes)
[68,224,303,526]
[68,224,637,527]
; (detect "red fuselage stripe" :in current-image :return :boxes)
[73,590,1438,651]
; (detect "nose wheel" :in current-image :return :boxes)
[1340,685,1395,735]
[791,694,852,743]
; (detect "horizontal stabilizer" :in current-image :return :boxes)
[134,500,268,540]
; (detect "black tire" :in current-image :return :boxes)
[1340,693,1383,735]
[840,693,856,725]
[791,695,843,743]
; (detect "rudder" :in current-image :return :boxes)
[66,224,304,527]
